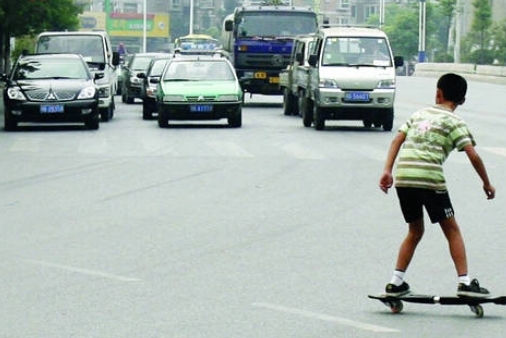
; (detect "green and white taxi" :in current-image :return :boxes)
[156,55,243,128]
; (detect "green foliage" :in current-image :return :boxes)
[0,0,81,71]
[11,36,37,62]
[491,19,506,65]
[460,0,493,64]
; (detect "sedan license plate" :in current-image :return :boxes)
[345,92,370,102]
[190,104,213,113]
[40,104,64,113]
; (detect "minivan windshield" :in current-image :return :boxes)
[36,35,106,64]
[322,37,392,67]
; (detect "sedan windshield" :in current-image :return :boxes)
[163,61,234,81]
[14,59,89,80]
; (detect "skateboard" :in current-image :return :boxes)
[368,293,506,318]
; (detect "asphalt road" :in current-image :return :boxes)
[0,76,505,337]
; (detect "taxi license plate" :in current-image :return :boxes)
[40,104,64,113]
[190,104,213,112]
[254,72,267,79]
[269,77,279,84]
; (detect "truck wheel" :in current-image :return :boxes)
[314,104,325,131]
[382,108,394,131]
[301,97,313,127]
[283,88,294,116]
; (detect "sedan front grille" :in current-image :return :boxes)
[26,90,76,101]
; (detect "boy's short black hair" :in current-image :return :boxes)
[437,73,467,105]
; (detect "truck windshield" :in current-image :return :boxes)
[36,35,105,64]
[322,37,391,67]
[237,12,317,38]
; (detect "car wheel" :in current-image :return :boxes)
[363,119,372,128]
[85,112,100,130]
[228,107,242,128]
[382,108,394,131]
[158,111,169,128]
[313,104,325,131]
[100,105,113,122]
[4,111,17,131]
[142,102,152,120]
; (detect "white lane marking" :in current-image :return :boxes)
[21,259,142,283]
[207,141,254,157]
[483,147,506,157]
[280,143,324,160]
[253,302,399,333]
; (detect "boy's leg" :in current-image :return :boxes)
[395,218,425,272]
[385,218,424,295]
[439,216,467,276]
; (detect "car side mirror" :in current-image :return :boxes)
[150,77,160,84]
[94,72,105,80]
[137,72,146,79]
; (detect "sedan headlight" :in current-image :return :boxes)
[377,79,396,89]
[163,94,185,102]
[77,86,96,99]
[217,94,239,101]
[7,87,26,101]
[319,78,340,89]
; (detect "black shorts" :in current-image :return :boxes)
[395,187,455,224]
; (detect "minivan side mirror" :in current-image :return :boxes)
[394,56,404,68]
[225,20,233,32]
[308,54,318,67]
[295,52,304,64]
[112,52,120,66]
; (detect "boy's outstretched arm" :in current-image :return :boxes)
[379,132,406,193]
[463,144,496,199]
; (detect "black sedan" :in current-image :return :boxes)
[138,55,172,120]
[2,53,102,130]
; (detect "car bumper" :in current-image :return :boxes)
[5,100,98,123]
[159,102,241,120]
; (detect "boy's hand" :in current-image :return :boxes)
[379,172,393,193]
[484,184,496,200]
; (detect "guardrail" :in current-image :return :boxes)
[413,62,506,85]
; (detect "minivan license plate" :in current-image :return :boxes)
[40,104,64,113]
[345,92,370,102]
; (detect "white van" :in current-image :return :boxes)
[35,31,120,121]
[303,26,404,131]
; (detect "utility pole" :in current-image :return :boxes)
[418,0,426,62]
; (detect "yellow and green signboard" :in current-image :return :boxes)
[78,12,169,38]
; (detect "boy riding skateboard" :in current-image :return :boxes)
[379,73,496,298]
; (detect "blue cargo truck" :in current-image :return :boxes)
[222,3,317,95]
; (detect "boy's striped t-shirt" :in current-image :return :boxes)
[395,105,476,191]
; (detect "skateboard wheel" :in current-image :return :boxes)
[470,305,484,318]
[390,300,403,313]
